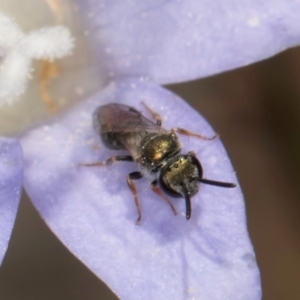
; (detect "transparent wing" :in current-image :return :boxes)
[93,103,165,135]
[93,103,167,159]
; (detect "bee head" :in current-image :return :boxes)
[159,154,203,220]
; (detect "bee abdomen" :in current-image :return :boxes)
[101,132,126,150]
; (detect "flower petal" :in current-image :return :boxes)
[21,78,261,300]
[0,137,22,265]
[75,0,300,84]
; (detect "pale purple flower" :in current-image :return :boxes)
[0,137,22,265]
[2,0,300,299]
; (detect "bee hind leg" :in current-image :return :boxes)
[78,155,133,167]
[126,171,143,225]
[171,128,219,140]
[141,101,162,126]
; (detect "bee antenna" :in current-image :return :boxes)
[198,178,236,188]
[182,186,191,220]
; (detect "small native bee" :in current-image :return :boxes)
[81,102,236,224]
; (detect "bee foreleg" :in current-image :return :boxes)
[126,171,143,225]
[141,101,162,126]
[150,180,177,216]
[79,155,133,167]
[171,128,219,140]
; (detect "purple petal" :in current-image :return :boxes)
[21,78,261,300]
[0,137,22,265]
[75,0,300,84]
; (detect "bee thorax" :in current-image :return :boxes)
[139,133,181,173]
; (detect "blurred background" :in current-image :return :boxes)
[1,1,300,300]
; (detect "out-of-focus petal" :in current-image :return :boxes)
[0,137,22,265]
[75,0,300,84]
[21,78,261,299]
[0,11,74,106]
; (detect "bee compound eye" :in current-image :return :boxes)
[159,172,182,198]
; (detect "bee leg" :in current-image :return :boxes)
[79,155,133,167]
[141,101,162,126]
[171,128,219,140]
[126,171,143,225]
[150,180,177,216]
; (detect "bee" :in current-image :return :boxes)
[81,102,236,224]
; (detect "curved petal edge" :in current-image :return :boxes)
[75,0,300,84]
